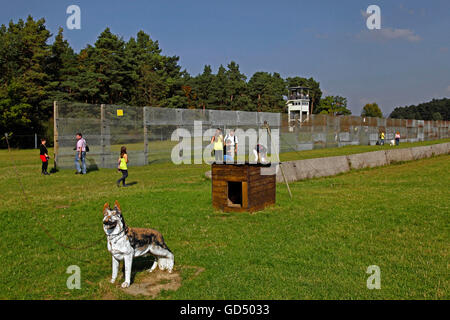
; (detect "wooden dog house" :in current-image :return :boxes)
[212,163,276,212]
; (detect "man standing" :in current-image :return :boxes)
[224,129,238,162]
[380,131,385,145]
[75,133,87,174]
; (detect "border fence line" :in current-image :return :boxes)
[53,102,449,169]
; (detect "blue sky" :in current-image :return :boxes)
[1,0,449,115]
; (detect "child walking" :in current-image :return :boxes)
[39,138,50,175]
[117,146,129,187]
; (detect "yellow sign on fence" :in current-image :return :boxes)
[117,109,123,116]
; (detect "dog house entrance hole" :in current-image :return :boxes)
[227,181,242,207]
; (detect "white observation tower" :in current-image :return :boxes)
[286,86,311,126]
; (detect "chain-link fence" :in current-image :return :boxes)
[54,103,281,169]
[54,102,449,169]
[279,114,449,153]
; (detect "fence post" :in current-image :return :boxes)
[53,101,59,169]
[100,104,105,168]
[143,107,148,164]
[34,133,37,149]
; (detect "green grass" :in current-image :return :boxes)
[279,138,450,161]
[0,139,448,299]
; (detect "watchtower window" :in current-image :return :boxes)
[227,181,242,207]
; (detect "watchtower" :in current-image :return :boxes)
[286,87,311,125]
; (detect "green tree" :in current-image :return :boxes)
[361,103,383,118]
[390,98,449,120]
[225,61,247,109]
[432,112,443,121]
[189,65,215,109]
[316,96,351,115]
[210,65,228,108]
[45,27,79,104]
[248,72,285,112]
[0,16,52,144]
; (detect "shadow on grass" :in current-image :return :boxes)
[120,255,156,284]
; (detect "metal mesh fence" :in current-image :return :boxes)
[54,102,449,169]
[279,114,449,153]
[55,103,281,168]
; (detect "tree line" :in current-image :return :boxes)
[0,16,353,146]
[2,16,447,147]
[389,98,449,121]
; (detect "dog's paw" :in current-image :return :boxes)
[110,278,116,284]
[121,281,130,288]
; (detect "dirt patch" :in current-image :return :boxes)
[101,291,116,300]
[55,204,70,209]
[101,265,204,299]
[123,269,182,298]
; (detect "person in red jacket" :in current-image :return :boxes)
[39,138,50,175]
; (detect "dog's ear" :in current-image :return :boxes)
[114,200,121,213]
[103,203,109,216]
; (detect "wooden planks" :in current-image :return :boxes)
[212,163,276,213]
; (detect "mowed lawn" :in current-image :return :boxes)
[0,140,449,299]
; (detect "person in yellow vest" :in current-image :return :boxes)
[211,128,224,163]
[380,131,385,145]
[117,146,129,187]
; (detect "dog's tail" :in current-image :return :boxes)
[158,252,174,272]
[156,245,174,272]
[150,242,174,272]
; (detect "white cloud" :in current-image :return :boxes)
[357,28,422,42]
[379,28,421,42]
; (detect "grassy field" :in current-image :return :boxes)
[0,139,449,299]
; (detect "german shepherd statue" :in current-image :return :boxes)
[103,201,174,288]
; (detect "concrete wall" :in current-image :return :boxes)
[277,156,350,183]
[205,142,450,182]
[347,151,388,170]
[275,142,449,183]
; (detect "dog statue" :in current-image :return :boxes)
[102,201,174,288]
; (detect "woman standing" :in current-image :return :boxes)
[39,138,50,175]
[395,131,400,146]
[211,128,224,163]
[117,146,129,187]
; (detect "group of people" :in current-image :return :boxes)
[39,127,272,184]
[39,132,130,187]
[210,128,268,163]
[378,131,401,146]
[211,128,239,163]
[288,93,309,100]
